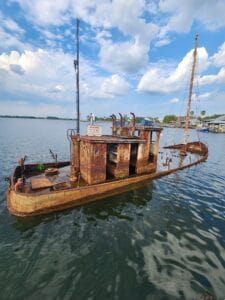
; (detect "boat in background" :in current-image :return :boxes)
[197,126,209,132]
[6,24,208,217]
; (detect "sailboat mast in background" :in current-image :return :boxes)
[183,34,198,150]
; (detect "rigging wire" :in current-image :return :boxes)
[193,49,201,142]
[165,57,193,147]
[176,58,193,143]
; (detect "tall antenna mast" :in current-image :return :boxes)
[183,34,198,151]
[74,18,80,135]
[73,18,80,179]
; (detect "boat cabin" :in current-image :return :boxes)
[70,114,162,185]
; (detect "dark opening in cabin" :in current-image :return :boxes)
[129,143,138,175]
[149,131,156,163]
[150,131,156,144]
[106,143,118,179]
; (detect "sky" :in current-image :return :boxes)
[0,0,225,119]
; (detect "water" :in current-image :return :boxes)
[0,118,225,300]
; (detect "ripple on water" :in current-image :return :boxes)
[0,122,225,299]
[142,228,225,299]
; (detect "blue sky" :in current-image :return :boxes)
[0,0,225,119]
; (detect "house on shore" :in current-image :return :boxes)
[176,116,200,128]
[208,115,225,133]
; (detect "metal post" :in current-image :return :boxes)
[74,19,80,178]
[74,18,80,135]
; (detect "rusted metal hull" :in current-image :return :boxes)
[7,142,208,217]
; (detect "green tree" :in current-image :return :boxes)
[200,110,206,117]
[190,110,195,117]
[163,115,177,123]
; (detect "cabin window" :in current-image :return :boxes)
[150,131,156,144]
[134,130,140,137]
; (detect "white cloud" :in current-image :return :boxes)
[9,64,25,75]
[170,97,179,103]
[211,42,225,67]
[98,38,149,74]
[0,12,25,35]
[11,0,158,39]
[191,91,225,114]
[0,12,27,52]
[146,1,158,15]
[84,0,158,42]
[41,29,64,41]
[197,41,225,86]
[10,0,159,74]
[0,100,69,117]
[11,0,225,35]
[8,0,225,57]
[2,1,225,117]
[198,92,212,100]
[95,14,158,73]
[91,74,129,98]
[0,49,77,105]
[137,47,208,93]
[10,0,71,26]
[158,0,225,37]
[0,26,29,51]
[155,37,171,48]
[199,67,225,85]
[192,92,213,102]
[0,49,130,118]
[47,85,64,94]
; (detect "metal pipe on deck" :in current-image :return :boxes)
[130,112,136,134]
[111,114,117,136]
[119,113,123,128]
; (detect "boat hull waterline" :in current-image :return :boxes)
[7,142,208,217]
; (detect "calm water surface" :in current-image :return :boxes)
[0,118,225,300]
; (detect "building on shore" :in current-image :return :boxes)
[175,116,200,128]
[208,115,225,133]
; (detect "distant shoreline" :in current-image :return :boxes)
[0,115,112,122]
[0,115,76,121]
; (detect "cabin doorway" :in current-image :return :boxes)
[106,144,117,179]
[129,144,138,175]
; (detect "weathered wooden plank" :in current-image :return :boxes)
[31,178,53,190]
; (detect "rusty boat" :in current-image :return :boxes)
[6,25,208,217]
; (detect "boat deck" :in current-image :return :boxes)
[7,142,207,217]
[24,166,75,194]
[20,148,202,196]
[157,148,201,172]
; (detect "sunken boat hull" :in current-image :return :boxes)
[7,142,208,217]
[6,33,209,217]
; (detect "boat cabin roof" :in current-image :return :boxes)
[135,125,163,132]
[80,135,146,144]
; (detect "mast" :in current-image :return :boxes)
[183,34,198,150]
[74,18,80,179]
[74,18,80,135]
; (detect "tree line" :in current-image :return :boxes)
[162,111,225,124]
